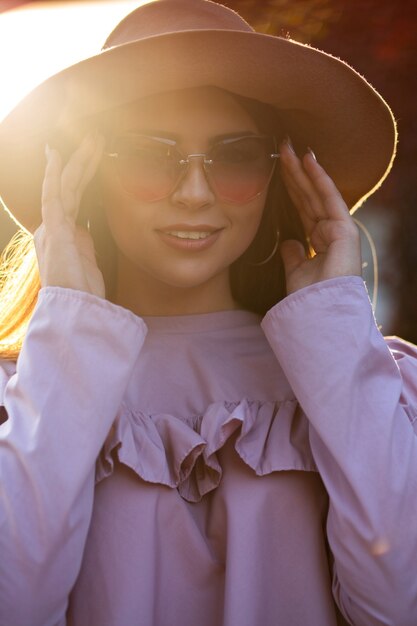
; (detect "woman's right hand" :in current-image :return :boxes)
[34,133,106,298]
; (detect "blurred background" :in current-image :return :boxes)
[0,0,416,340]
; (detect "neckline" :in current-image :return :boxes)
[142,309,261,334]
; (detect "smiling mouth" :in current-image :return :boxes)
[164,230,215,240]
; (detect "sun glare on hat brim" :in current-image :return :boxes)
[0,0,145,123]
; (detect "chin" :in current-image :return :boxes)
[159,270,222,290]
[147,260,229,290]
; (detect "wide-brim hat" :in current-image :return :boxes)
[0,0,396,232]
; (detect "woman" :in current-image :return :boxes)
[0,1,417,625]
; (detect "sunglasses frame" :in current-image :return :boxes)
[104,133,280,204]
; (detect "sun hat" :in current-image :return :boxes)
[0,0,396,232]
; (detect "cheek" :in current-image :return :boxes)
[101,165,136,223]
[101,182,150,257]
[103,189,129,245]
[231,196,266,249]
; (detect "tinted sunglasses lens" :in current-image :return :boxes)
[112,136,180,201]
[207,137,276,203]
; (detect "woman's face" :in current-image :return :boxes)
[100,87,269,300]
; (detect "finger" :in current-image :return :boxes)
[309,211,360,255]
[79,133,105,190]
[280,171,318,235]
[72,132,105,192]
[73,226,97,264]
[60,133,104,219]
[33,223,45,266]
[60,134,96,217]
[280,141,318,204]
[301,151,351,221]
[279,140,327,226]
[280,171,321,237]
[41,145,64,228]
[280,239,307,277]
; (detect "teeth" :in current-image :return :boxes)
[165,231,213,240]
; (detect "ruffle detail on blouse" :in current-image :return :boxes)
[96,399,318,502]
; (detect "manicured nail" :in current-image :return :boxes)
[307,146,317,161]
[284,135,296,154]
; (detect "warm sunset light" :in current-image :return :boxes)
[0,0,145,122]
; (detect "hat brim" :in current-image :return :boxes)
[0,28,397,231]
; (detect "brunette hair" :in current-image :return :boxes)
[228,93,308,313]
[0,92,308,359]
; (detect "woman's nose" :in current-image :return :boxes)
[170,157,216,210]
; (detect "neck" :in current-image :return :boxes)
[112,254,238,316]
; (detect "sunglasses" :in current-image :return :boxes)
[104,133,279,204]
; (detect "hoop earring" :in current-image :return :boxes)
[248,230,280,266]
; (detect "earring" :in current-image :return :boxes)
[248,230,280,266]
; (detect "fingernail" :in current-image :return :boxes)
[307,146,317,161]
[284,135,296,154]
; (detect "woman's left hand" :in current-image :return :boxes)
[279,139,362,295]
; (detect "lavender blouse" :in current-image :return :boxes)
[1,276,417,626]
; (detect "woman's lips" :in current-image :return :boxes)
[157,227,222,251]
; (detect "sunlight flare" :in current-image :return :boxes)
[0,0,145,121]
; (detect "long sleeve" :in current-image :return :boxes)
[261,276,417,626]
[0,287,147,626]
